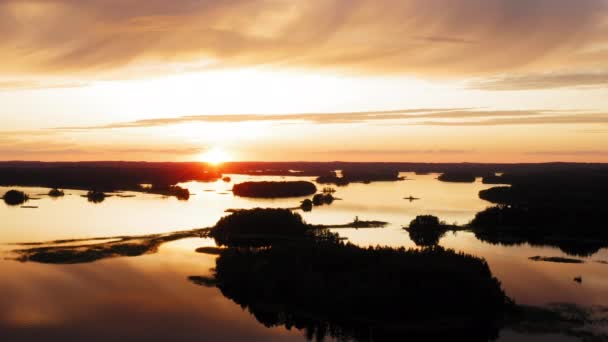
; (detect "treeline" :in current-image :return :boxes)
[232,181,317,198]
[196,208,510,341]
[0,161,220,192]
[473,169,608,256]
[316,169,403,186]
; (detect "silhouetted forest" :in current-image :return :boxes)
[232,181,317,198]
[209,208,338,247]
[85,190,107,203]
[438,172,476,183]
[405,215,458,247]
[472,169,608,256]
[316,169,403,185]
[48,188,64,197]
[144,184,190,200]
[2,189,29,206]
[470,206,608,256]
[197,209,509,341]
[0,161,220,192]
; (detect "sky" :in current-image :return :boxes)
[1,0,608,163]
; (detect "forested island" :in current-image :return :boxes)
[0,161,219,193]
[199,208,510,341]
[316,169,403,185]
[2,189,29,206]
[232,181,317,198]
[438,172,476,183]
[471,169,608,256]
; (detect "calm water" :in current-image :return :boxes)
[1,173,607,341]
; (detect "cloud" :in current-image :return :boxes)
[1,0,607,78]
[527,150,608,156]
[56,108,572,130]
[0,135,204,160]
[415,113,608,126]
[0,80,88,91]
[469,71,608,90]
[316,148,474,155]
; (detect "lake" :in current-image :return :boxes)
[1,173,606,341]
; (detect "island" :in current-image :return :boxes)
[2,189,29,206]
[404,215,459,247]
[232,181,317,198]
[471,170,608,256]
[438,172,476,183]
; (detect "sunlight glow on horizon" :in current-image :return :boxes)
[198,147,232,165]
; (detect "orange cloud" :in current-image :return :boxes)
[1,0,607,79]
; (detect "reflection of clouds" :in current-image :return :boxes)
[0,243,303,341]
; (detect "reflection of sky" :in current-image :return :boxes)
[1,174,608,339]
[0,238,307,341]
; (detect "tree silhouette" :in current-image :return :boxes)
[2,189,29,206]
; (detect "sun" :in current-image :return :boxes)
[199,147,231,165]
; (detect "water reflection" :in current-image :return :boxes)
[191,242,507,341]
[0,239,305,341]
[2,173,608,340]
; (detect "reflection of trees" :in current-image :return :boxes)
[201,242,507,341]
[48,188,65,197]
[470,206,608,257]
[199,208,509,341]
[405,215,452,247]
[316,170,402,186]
[86,190,106,203]
[475,171,608,257]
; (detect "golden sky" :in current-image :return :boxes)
[1,0,608,162]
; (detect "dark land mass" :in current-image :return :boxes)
[13,228,210,264]
[85,190,108,203]
[470,206,608,256]
[298,193,335,212]
[529,256,584,264]
[48,188,65,197]
[209,208,337,247]
[232,181,317,198]
[218,161,608,179]
[0,161,220,197]
[438,172,476,183]
[2,189,29,206]
[404,215,461,247]
[191,208,607,341]
[316,169,403,185]
[197,208,509,341]
[2,160,607,190]
[203,243,507,341]
[314,219,388,229]
[194,246,224,255]
[471,168,608,256]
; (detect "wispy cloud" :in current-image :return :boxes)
[0,80,88,91]
[469,71,608,90]
[53,109,606,129]
[316,148,474,155]
[1,0,607,79]
[415,113,608,126]
[527,150,608,156]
